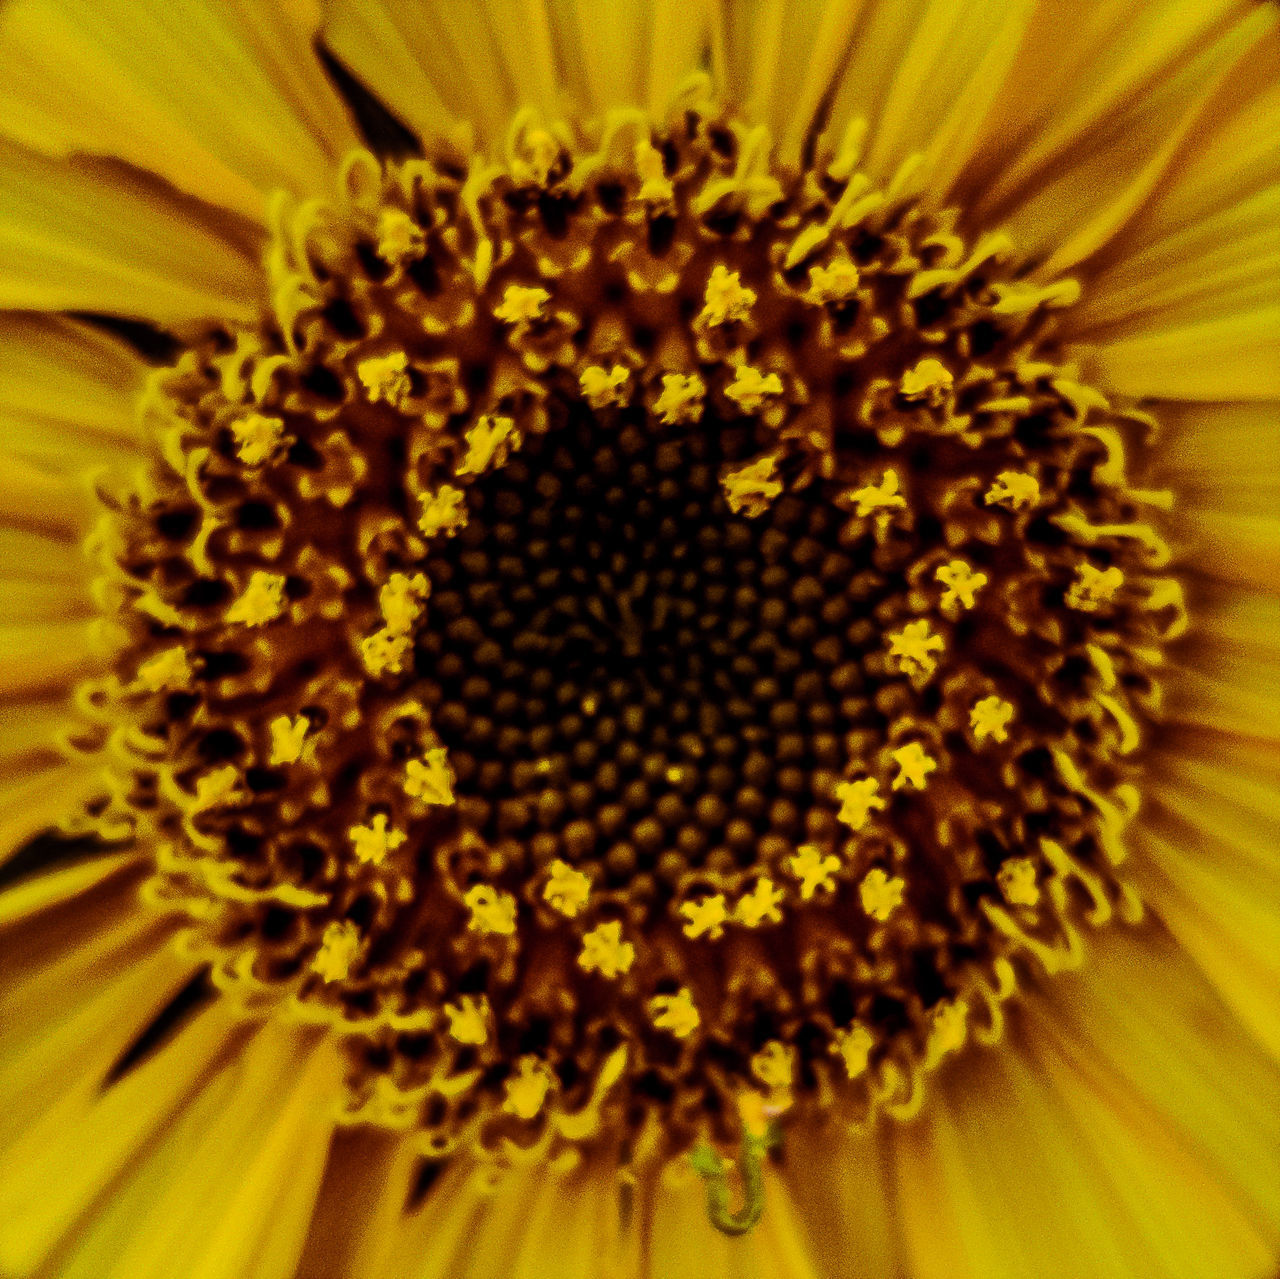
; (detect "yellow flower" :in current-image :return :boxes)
[1,3,1278,1276]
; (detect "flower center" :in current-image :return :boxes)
[79,95,1185,1190]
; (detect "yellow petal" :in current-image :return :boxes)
[0,314,145,474]
[0,137,261,323]
[0,0,359,224]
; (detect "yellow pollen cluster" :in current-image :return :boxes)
[225,570,287,627]
[579,364,631,409]
[458,414,521,476]
[899,357,953,406]
[579,921,636,978]
[378,572,430,634]
[313,920,361,983]
[806,257,861,304]
[349,812,407,866]
[859,868,907,922]
[970,695,1015,744]
[650,987,700,1039]
[495,283,550,326]
[680,893,730,940]
[512,128,561,186]
[834,777,885,831]
[1066,563,1125,612]
[543,859,592,916]
[137,645,193,691]
[887,619,946,680]
[700,264,757,327]
[985,470,1040,510]
[359,629,413,677]
[721,454,783,517]
[935,560,987,609]
[268,712,311,765]
[193,764,241,810]
[465,883,518,936]
[891,742,936,791]
[357,350,413,408]
[634,139,674,202]
[724,365,783,413]
[788,843,841,900]
[927,1000,970,1062]
[418,484,468,538]
[653,372,706,425]
[444,995,490,1045]
[846,470,907,519]
[831,1023,876,1079]
[751,1041,795,1095]
[230,411,286,466]
[735,876,784,927]
[503,1056,555,1119]
[997,856,1042,908]
[375,207,426,265]
[403,748,455,806]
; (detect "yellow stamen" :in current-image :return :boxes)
[735,876,784,927]
[890,742,936,791]
[403,748,455,806]
[349,812,406,866]
[834,777,885,831]
[935,559,987,609]
[845,470,907,519]
[899,357,953,406]
[225,571,288,628]
[193,764,242,810]
[984,470,1040,510]
[357,351,413,409]
[465,883,518,936]
[379,572,429,634]
[457,413,521,476]
[700,265,757,327]
[443,994,490,1045]
[578,920,636,978]
[579,364,631,410]
[137,646,194,692]
[970,695,1014,744]
[787,843,841,900]
[926,999,969,1062]
[887,619,945,680]
[859,868,907,922]
[806,258,861,304]
[724,365,783,414]
[495,284,551,326]
[313,920,361,983]
[230,412,286,466]
[831,1023,875,1079]
[1065,563,1124,612]
[268,713,310,765]
[543,858,592,917]
[503,1056,556,1119]
[997,856,1041,908]
[512,128,561,185]
[653,372,706,425]
[418,485,468,538]
[375,207,425,265]
[721,455,783,517]
[680,893,729,940]
[360,628,413,677]
[650,987,700,1039]
[751,1041,795,1094]
[634,139,674,202]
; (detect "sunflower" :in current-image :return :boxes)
[1,1,1279,1276]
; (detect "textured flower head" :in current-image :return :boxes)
[0,3,1278,1278]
